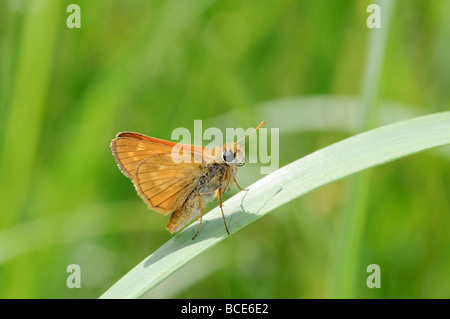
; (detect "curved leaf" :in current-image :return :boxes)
[101,111,450,298]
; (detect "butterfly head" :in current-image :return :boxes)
[219,142,245,167]
[212,121,265,167]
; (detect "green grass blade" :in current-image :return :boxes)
[101,111,450,299]
[0,0,62,227]
[330,0,396,298]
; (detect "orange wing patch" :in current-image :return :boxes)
[134,153,203,214]
[111,132,205,215]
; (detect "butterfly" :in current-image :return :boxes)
[111,121,264,239]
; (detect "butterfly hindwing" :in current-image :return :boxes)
[134,153,203,214]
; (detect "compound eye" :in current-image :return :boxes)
[237,157,245,167]
[222,150,235,163]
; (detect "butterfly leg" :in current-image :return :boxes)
[192,196,204,240]
[233,177,248,191]
[218,186,230,235]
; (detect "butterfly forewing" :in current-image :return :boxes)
[111,132,206,215]
[111,136,164,178]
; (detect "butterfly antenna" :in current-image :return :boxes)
[235,121,265,145]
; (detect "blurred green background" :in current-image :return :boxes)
[1,0,449,298]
